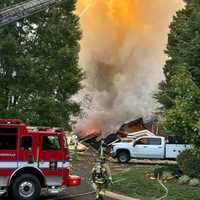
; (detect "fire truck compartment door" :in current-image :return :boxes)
[0,132,18,172]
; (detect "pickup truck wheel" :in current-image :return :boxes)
[11,174,41,200]
[117,151,130,163]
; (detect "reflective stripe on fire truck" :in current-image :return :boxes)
[0,161,70,169]
[0,162,17,168]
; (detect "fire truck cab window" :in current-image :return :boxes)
[64,137,68,149]
[0,135,17,150]
[42,136,61,150]
[21,136,32,151]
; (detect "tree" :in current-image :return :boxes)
[161,69,200,149]
[0,0,83,129]
[156,1,200,109]
[155,0,200,150]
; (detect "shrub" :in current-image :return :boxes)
[177,149,200,178]
[154,167,163,179]
[162,171,174,181]
[178,175,190,185]
[154,165,178,179]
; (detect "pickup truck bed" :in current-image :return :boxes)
[165,144,191,159]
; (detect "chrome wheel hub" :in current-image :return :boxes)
[19,181,35,198]
[120,155,127,162]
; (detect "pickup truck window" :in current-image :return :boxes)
[135,138,161,146]
[64,136,69,149]
[148,138,161,145]
[135,138,148,145]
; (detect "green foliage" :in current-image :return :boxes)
[154,165,178,179]
[110,168,165,200]
[156,1,200,109]
[177,150,200,178]
[0,0,83,129]
[184,0,200,4]
[178,175,190,185]
[155,0,200,152]
[110,167,200,200]
[161,70,200,148]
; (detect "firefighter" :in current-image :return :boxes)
[91,140,112,200]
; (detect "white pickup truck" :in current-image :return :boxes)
[111,136,191,163]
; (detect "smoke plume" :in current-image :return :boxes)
[75,0,184,133]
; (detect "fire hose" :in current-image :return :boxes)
[156,176,169,200]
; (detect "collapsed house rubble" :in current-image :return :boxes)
[79,117,159,151]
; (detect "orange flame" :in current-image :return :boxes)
[81,120,102,137]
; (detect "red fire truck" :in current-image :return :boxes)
[0,119,80,200]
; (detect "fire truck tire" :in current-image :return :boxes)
[117,151,130,163]
[11,174,41,200]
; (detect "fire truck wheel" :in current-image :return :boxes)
[117,151,130,163]
[11,174,41,200]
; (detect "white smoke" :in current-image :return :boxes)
[75,0,184,133]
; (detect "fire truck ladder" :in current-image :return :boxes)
[0,0,63,27]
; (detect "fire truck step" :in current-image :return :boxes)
[0,187,6,195]
[47,186,63,194]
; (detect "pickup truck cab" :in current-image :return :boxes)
[111,136,191,163]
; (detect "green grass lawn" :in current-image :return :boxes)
[109,167,200,200]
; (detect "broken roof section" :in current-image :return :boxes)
[116,117,158,138]
[117,118,145,134]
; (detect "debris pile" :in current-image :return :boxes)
[79,117,158,151]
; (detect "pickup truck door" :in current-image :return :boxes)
[133,137,164,159]
[132,138,149,158]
